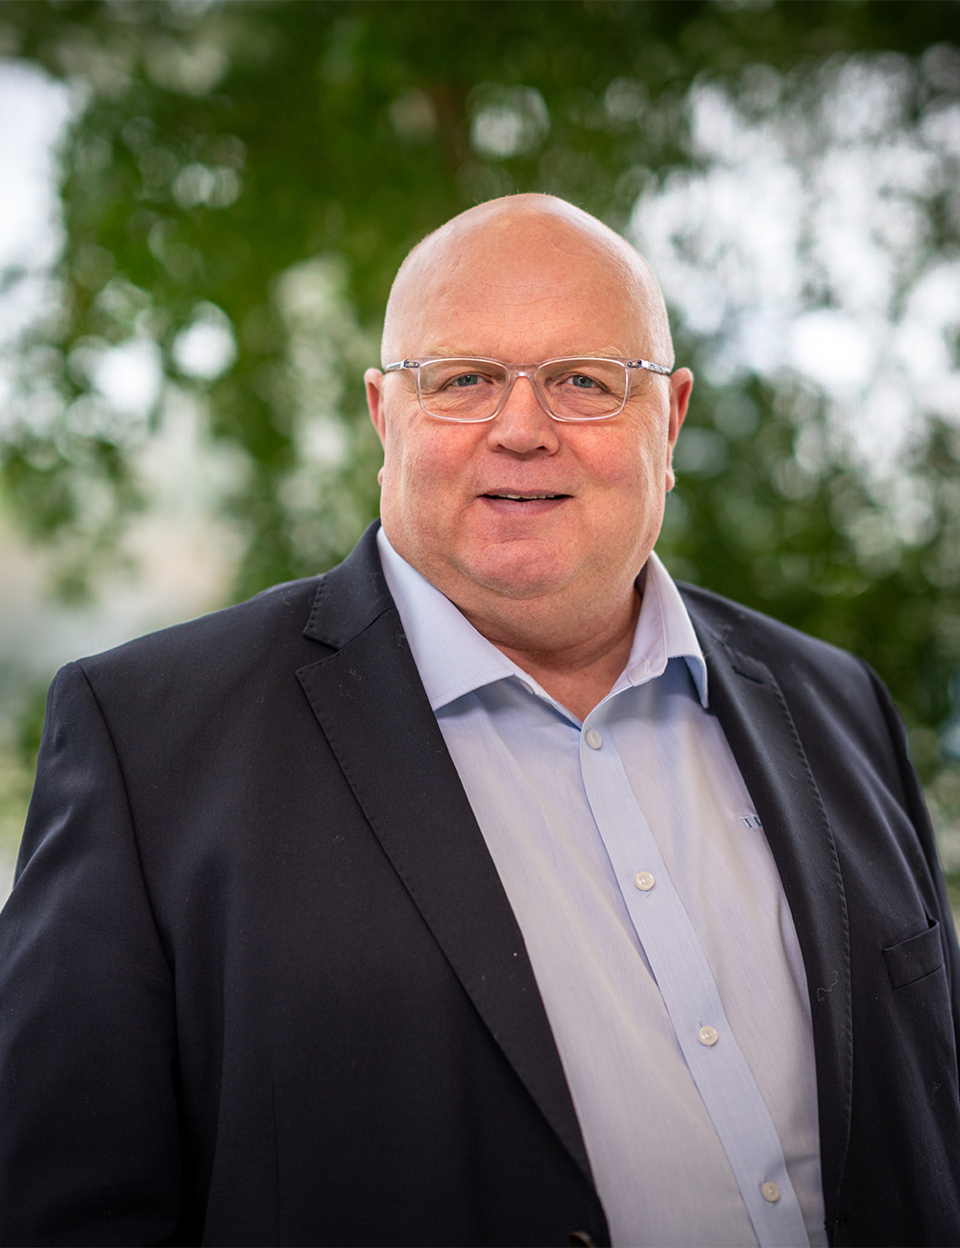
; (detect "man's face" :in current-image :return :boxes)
[366,221,691,634]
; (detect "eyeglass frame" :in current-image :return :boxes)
[381,355,673,423]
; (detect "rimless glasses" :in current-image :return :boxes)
[383,356,672,423]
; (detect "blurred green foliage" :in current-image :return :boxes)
[2,0,960,784]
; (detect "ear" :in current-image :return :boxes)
[365,368,387,447]
[665,367,693,492]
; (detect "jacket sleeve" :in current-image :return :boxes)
[0,663,185,1246]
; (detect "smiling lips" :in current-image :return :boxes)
[483,492,567,501]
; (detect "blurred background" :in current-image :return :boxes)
[1,0,960,904]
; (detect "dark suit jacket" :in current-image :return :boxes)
[1,523,959,1247]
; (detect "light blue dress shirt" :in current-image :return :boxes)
[377,528,826,1248]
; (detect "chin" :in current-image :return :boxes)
[463,551,572,600]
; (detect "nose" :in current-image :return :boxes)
[487,373,560,456]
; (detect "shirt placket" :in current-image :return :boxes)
[579,698,810,1248]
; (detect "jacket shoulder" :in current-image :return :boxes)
[677,580,869,684]
[75,576,326,692]
[73,523,390,689]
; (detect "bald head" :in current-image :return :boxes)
[381,193,674,368]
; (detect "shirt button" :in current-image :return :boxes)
[585,730,602,750]
[634,871,655,891]
[698,1025,719,1047]
[761,1181,780,1204]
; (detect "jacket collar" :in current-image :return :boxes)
[302,522,395,649]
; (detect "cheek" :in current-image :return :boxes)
[625,426,673,490]
[383,425,477,515]
[586,432,665,496]
[582,433,672,544]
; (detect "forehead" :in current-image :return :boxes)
[390,217,650,361]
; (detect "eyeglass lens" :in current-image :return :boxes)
[417,358,629,421]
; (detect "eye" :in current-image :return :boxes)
[432,367,499,391]
[554,369,612,394]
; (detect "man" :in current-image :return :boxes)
[0,194,958,1248]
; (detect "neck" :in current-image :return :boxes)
[463,585,642,722]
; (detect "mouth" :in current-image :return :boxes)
[482,492,568,501]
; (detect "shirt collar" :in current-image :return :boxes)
[621,551,709,706]
[377,526,708,714]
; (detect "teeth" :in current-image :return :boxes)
[496,493,558,500]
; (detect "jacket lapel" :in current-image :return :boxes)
[295,526,594,1184]
[683,593,853,1235]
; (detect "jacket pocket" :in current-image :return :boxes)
[883,919,944,989]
